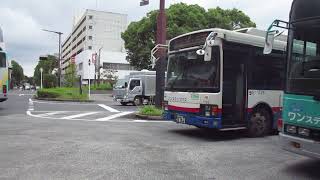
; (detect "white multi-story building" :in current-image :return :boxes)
[61,9,135,81]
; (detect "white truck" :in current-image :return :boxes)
[113,70,156,106]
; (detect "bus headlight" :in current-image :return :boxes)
[298,128,310,137]
[286,125,297,134]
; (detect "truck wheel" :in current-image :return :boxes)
[133,97,142,106]
[120,102,128,106]
[248,108,271,137]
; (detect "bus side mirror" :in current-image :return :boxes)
[264,33,275,54]
[196,47,212,61]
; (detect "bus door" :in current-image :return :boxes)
[222,48,247,127]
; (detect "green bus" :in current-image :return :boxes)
[0,27,8,102]
[265,0,320,158]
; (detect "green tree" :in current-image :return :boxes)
[43,74,57,88]
[122,3,256,69]
[11,60,24,86]
[34,55,58,87]
[64,63,77,87]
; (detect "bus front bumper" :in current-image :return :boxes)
[279,133,320,159]
[163,110,222,129]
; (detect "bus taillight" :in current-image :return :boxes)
[3,85,7,95]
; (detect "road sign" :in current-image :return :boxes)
[92,53,97,64]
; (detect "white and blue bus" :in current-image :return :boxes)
[163,28,287,137]
[0,27,8,102]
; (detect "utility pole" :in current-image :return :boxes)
[40,68,43,89]
[140,0,167,108]
[42,29,63,87]
[88,59,91,99]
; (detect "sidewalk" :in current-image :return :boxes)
[89,93,113,102]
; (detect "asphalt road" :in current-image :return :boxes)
[0,90,319,180]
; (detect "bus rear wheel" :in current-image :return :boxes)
[248,108,271,137]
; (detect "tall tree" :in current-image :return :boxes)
[64,63,77,87]
[122,3,256,70]
[34,55,58,87]
[11,60,24,86]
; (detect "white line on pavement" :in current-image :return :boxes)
[28,98,34,111]
[26,111,170,123]
[61,112,99,120]
[95,111,134,121]
[31,100,96,106]
[97,104,120,113]
[37,111,67,117]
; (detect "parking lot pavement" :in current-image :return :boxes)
[1,92,320,180]
[28,98,139,122]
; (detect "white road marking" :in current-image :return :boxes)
[19,94,34,96]
[61,112,99,120]
[98,104,120,113]
[28,98,34,111]
[95,111,134,121]
[26,111,170,123]
[37,111,67,117]
[31,99,96,106]
[133,120,148,122]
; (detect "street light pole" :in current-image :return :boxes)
[42,29,63,87]
[40,67,43,89]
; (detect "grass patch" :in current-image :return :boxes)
[138,105,163,116]
[90,83,113,91]
[37,87,88,101]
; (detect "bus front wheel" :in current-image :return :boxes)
[248,108,271,137]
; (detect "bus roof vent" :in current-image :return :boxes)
[234,27,287,42]
[234,28,267,37]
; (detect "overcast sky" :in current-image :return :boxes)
[0,0,293,76]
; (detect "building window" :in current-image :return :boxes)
[88,46,92,50]
[88,36,93,40]
[89,25,93,30]
[88,15,93,19]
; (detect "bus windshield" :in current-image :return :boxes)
[287,24,320,96]
[0,52,6,68]
[166,46,220,92]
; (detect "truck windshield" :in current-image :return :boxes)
[287,23,320,96]
[114,79,127,89]
[166,46,220,92]
[0,52,6,68]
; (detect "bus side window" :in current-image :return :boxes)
[250,49,285,90]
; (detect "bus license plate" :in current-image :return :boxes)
[176,115,186,124]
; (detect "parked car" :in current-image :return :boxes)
[24,83,31,90]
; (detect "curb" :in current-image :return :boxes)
[135,113,165,121]
[34,97,94,103]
